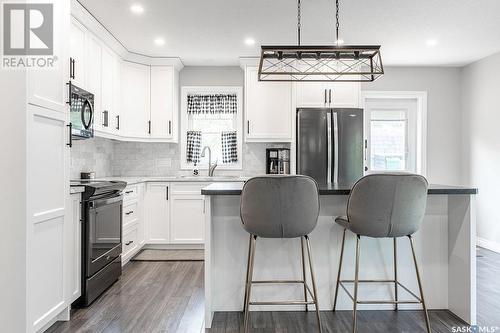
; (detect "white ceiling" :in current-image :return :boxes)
[78,0,500,67]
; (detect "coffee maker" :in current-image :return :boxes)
[266,148,290,174]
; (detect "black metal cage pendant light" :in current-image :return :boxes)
[258,0,384,82]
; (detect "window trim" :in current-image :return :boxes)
[180,86,243,170]
[361,91,427,176]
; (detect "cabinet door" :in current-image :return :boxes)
[120,61,150,138]
[69,19,86,88]
[296,82,328,108]
[112,56,121,133]
[326,82,360,108]
[100,46,114,133]
[86,34,102,131]
[245,67,293,142]
[170,194,205,244]
[146,183,170,244]
[150,66,175,140]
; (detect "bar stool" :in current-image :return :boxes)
[240,175,322,333]
[332,173,431,333]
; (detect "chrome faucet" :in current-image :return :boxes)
[201,146,217,177]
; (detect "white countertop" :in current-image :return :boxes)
[71,175,250,185]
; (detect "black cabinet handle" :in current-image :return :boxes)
[66,81,72,106]
[166,186,169,200]
[247,120,250,134]
[125,210,134,215]
[329,89,332,104]
[66,123,72,147]
[70,58,75,79]
[324,89,327,105]
[125,240,134,246]
[125,190,133,194]
[148,120,151,134]
[116,115,120,130]
[168,120,171,134]
[103,110,109,127]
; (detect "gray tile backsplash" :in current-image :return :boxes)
[71,137,288,178]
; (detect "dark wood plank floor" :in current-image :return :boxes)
[48,247,500,333]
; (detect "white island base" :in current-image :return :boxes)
[203,191,476,329]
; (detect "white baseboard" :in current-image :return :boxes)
[477,237,500,254]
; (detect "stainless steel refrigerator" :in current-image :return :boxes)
[296,108,364,185]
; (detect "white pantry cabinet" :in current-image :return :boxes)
[69,18,87,89]
[244,66,293,142]
[296,82,360,108]
[68,194,82,302]
[169,183,208,244]
[146,183,171,244]
[120,61,150,138]
[150,66,178,141]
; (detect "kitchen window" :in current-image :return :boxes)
[180,87,243,170]
[363,92,427,175]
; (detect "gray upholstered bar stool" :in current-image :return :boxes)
[240,175,322,333]
[332,173,430,333]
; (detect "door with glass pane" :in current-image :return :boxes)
[365,98,418,173]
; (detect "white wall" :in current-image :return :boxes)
[0,70,27,331]
[362,67,463,185]
[461,51,500,251]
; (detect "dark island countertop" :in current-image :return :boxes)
[201,182,478,196]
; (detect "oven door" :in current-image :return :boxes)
[86,193,122,277]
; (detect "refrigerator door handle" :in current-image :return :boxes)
[333,112,339,183]
[327,112,332,183]
[296,112,301,173]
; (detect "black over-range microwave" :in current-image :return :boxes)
[69,82,94,139]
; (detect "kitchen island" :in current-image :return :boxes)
[201,182,478,329]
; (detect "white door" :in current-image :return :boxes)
[27,102,70,332]
[150,66,174,139]
[69,19,86,89]
[364,98,418,173]
[146,183,170,244]
[170,194,205,244]
[120,61,150,138]
[100,46,114,133]
[296,82,328,108]
[86,34,102,131]
[326,82,360,108]
[245,67,293,141]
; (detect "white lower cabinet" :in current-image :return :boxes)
[123,224,140,261]
[146,182,171,244]
[145,182,207,245]
[122,183,145,265]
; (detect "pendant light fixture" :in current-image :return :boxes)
[258,0,384,82]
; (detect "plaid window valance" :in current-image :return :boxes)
[187,94,237,114]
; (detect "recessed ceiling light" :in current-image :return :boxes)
[154,37,165,46]
[130,4,144,14]
[244,38,256,46]
[426,39,438,46]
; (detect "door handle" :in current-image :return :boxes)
[329,89,332,105]
[168,121,171,134]
[66,81,72,106]
[125,240,134,246]
[148,120,151,134]
[247,120,250,134]
[102,110,108,127]
[125,210,134,215]
[116,115,120,130]
[66,123,72,147]
[166,186,169,200]
[324,89,327,105]
[71,58,75,79]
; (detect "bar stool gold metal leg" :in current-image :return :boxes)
[301,236,308,312]
[393,237,398,311]
[408,235,431,333]
[242,234,252,313]
[244,235,257,333]
[305,236,322,333]
[352,235,361,333]
[333,228,346,311]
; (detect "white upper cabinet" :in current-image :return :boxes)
[150,66,178,141]
[244,66,293,142]
[86,34,102,131]
[120,61,150,138]
[296,82,360,108]
[69,19,86,89]
[100,46,115,134]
